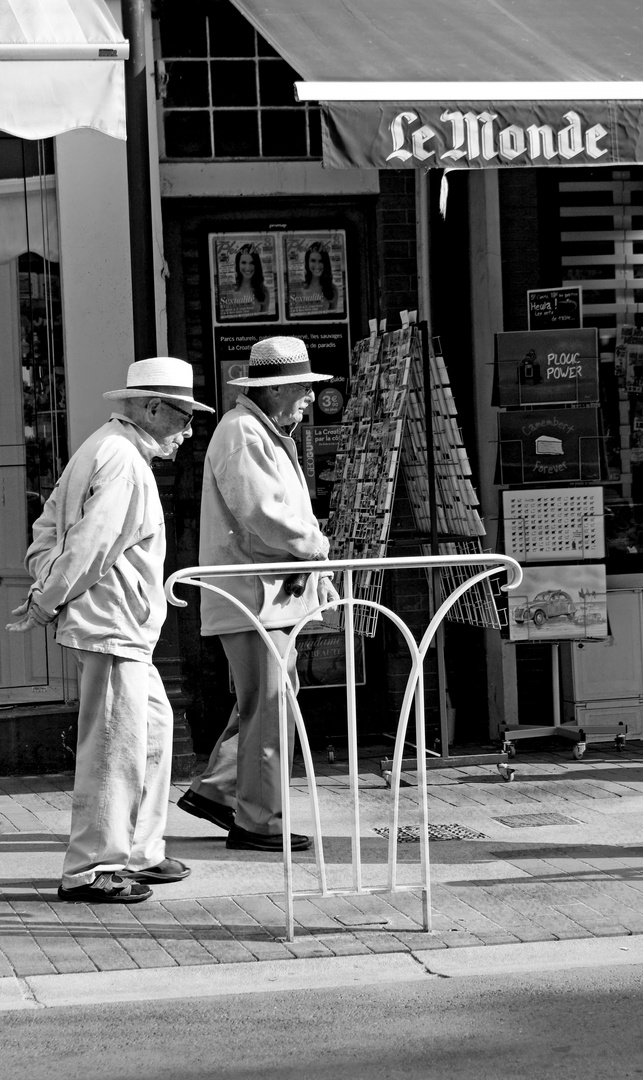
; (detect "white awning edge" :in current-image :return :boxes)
[295,81,643,102]
[0,60,126,140]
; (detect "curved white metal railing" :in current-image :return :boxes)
[165,554,523,941]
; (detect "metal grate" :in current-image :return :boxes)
[493,812,580,828]
[374,823,487,842]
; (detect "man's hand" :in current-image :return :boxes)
[6,598,55,633]
[317,575,340,612]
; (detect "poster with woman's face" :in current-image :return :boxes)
[214,234,277,323]
[284,232,346,320]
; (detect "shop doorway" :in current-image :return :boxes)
[0,246,69,705]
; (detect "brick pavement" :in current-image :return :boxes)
[1,743,643,979]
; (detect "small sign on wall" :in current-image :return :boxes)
[527,286,582,330]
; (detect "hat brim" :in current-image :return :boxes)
[103,389,215,413]
[228,371,334,387]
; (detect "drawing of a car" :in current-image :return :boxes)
[513,589,578,627]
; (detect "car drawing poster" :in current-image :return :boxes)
[498,407,603,484]
[508,564,608,642]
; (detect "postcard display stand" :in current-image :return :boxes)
[325,319,511,773]
[495,325,624,758]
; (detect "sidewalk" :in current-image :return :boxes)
[2,741,643,984]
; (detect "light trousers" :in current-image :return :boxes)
[61,649,174,889]
[192,628,298,835]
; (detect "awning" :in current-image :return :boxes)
[0,0,129,141]
[231,0,643,169]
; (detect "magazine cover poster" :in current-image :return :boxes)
[213,234,277,323]
[508,564,608,642]
[284,232,346,320]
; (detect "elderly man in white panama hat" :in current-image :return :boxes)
[6,357,214,904]
[177,336,340,852]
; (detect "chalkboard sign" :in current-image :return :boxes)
[527,287,582,330]
[495,327,598,407]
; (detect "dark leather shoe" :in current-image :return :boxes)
[177,789,235,831]
[120,858,191,883]
[226,825,311,852]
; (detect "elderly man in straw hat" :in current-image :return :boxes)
[178,336,339,852]
[6,357,214,904]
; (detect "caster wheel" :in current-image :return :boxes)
[502,741,516,758]
[382,770,392,788]
[615,736,625,753]
[572,744,586,759]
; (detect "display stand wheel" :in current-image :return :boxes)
[502,740,517,757]
[382,770,392,788]
[572,742,586,759]
[615,734,626,752]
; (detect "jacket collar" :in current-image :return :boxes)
[233,394,298,440]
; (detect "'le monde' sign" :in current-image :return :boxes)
[322,104,643,170]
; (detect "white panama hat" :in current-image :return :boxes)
[103,357,215,412]
[227,336,334,387]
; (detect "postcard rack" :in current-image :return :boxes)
[325,317,510,773]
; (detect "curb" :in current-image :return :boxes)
[2,934,643,1011]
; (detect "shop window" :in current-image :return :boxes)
[20,254,67,540]
[555,167,643,569]
[155,0,321,161]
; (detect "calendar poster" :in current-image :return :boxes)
[502,487,605,563]
[508,564,608,642]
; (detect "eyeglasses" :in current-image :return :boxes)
[162,399,193,431]
[294,383,314,395]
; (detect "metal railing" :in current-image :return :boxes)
[165,553,522,941]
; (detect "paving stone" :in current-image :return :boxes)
[274,897,340,932]
[449,883,558,942]
[283,936,335,959]
[429,930,486,948]
[332,891,419,930]
[30,934,97,974]
[198,939,257,964]
[128,901,189,938]
[150,937,219,966]
[70,935,139,971]
[350,930,409,953]
[0,949,15,976]
[482,881,594,940]
[0,935,57,976]
[551,900,630,937]
[232,894,286,935]
[431,884,517,938]
[117,935,179,968]
[392,930,447,950]
[239,937,293,961]
[197,896,273,940]
[304,932,371,956]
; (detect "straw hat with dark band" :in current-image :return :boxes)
[227,337,334,387]
[103,357,215,412]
